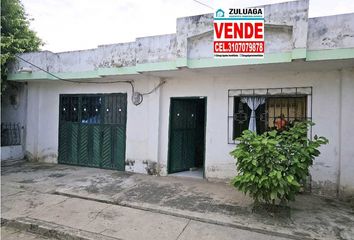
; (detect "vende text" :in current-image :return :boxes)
[213,7,264,58]
[214,22,263,40]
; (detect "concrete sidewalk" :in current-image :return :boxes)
[2,160,354,240]
[1,226,54,240]
[2,184,287,239]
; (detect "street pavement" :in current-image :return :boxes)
[1,159,354,240]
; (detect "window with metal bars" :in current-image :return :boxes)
[60,96,79,122]
[228,87,312,144]
[1,123,21,146]
[59,94,127,125]
[81,96,102,124]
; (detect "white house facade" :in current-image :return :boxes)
[4,0,354,198]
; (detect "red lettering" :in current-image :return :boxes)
[214,21,264,40]
[244,23,253,38]
[224,23,233,38]
[233,22,243,38]
[214,23,224,39]
[254,23,263,38]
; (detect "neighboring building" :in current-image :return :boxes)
[1,84,26,161]
[4,0,354,198]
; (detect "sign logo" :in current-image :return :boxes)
[213,8,264,58]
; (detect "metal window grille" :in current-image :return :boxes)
[60,94,127,125]
[228,87,312,144]
[1,123,21,146]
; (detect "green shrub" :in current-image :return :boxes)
[230,121,328,205]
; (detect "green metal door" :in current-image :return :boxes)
[168,98,203,173]
[58,94,127,170]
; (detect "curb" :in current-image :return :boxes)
[1,217,121,240]
[54,191,316,240]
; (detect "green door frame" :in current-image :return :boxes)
[167,96,207,178]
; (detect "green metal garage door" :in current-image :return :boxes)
[58,94,127,170]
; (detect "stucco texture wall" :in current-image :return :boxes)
[158,68,341,190]
[339,68,354,198]
[24,65,354,197]
[25,77,161,175]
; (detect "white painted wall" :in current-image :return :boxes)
[339,68,354,198]
[24,65,354,197]
[156,65,353,198]
[158,68,342,193]
[25,77,161,174]
[0,146,24,161]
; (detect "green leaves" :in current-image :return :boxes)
[286,175,294,183]
[1,0,43,92]
[230,121,328,204]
